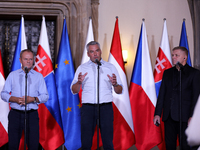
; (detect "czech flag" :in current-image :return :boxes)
[130,20,162,150]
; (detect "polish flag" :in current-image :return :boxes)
[79,18,94,103]
[81,18,94,64]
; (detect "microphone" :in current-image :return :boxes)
[24,66,28,74]
[95,59,101,66]
[176,61,183,68]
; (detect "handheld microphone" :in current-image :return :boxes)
[155,121,160,127]
[95,59,101,66]
[24,66,28,74]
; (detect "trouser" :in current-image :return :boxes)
[8,108,39,150]
[81,102,114,150]
[164,115,198,150]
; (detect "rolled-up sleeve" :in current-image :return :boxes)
[37,74,49,103]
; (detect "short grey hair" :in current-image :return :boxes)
[20,49,34,58]
[172,46,188,57]
[86,41,101,51]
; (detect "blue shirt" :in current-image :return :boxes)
[71,59,123,104]
[1,68,49,110]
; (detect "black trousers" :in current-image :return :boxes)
[81,103,114,150]
[164,115,198,150]
[8,109,39,150]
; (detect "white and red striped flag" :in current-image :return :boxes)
[154,19,172,150]
[81,18,94,64]
[79,18,94,102]
[108,17,135,149]
[0,49,9,147]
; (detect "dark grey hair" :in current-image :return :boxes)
[86,41,101,51]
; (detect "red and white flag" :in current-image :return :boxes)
[34,16,64,149]
[154,19,172,150]
[108,17,135,149]
[81,18,94,64]
[79,18,94,102]
[0,49,9,147]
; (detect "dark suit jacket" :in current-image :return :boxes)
[154,64,200,122]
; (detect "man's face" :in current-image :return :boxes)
[19,51,34,70]
[87,44,102,63]
[172,49,187,66]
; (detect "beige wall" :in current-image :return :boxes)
[98,0,193,85]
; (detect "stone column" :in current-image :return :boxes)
[91,0,99,42]
[187,0,200,69]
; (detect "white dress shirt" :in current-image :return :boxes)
[71,59,122,104]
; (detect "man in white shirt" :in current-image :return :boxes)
[71,41,123,150]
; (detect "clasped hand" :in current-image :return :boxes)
[18,96,34,105]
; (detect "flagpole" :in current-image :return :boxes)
[20,14,28,150]
[179,68,182,150]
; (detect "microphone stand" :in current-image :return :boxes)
[179,67,182,150]
[24,70,28,150]
[96,63,100,150]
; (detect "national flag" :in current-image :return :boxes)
[55,18,81,150]
[108,17,135,149]
[81,17,94,64]
[10,16,27,150]
[130,20,162,150]
[0,49,9,147]
[153,19,172,150]
[79,18,94,102]
[34,16,64,149]
[11,16,27,71]
[179,19,192,66]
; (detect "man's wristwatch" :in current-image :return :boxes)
[34,97,37,103]
[113,83,119,87]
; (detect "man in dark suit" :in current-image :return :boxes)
[153,46,200,150]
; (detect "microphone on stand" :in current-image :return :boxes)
[95,59,101,66]
[24,66,28,74]
[176,62,183,68]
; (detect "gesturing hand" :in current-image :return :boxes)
[78,72,88,84]
[107,73,117,86]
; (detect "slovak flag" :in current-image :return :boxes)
[153,19,172,150]
[0,49,9,147]
[154,19,172,97]
[108,17,135,149]
[130,20,162,150]
[34,16,64,149]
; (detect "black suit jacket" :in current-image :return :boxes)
[155,64,200,122]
